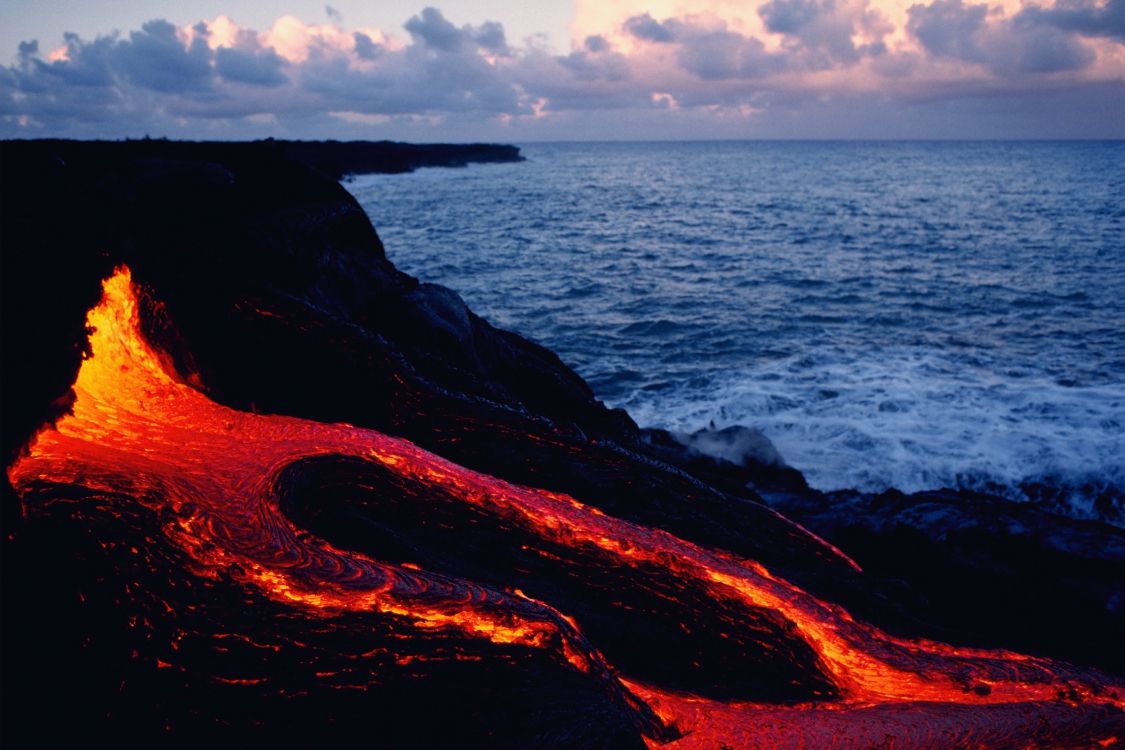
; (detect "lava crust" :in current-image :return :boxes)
[3,140,1124,748]
[7,265,1123,748]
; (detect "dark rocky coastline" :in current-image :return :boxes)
[2,137,523,183]
[2,139,1121,745]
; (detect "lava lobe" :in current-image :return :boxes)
[6,265,1123,748]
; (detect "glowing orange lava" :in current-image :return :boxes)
[8,267,1124,747]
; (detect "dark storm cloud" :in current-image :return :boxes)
[907,0,1095,73]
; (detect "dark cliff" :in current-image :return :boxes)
[1,138,858,587]
[2,139,1122,747]
[0,138,857,745]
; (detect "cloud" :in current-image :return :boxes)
[30,33,117,88]
[553,36,631,84]
[761,0,824,34]
[622,9,882,79]
[907,0,989,60]
[472,21,508,53]
[0,4,1122,138]
[907,0,1095,74]
[399,7,509,56]
[200,25,292,87]
[1018,0,1125,43]
[759,0,891,64]
[623,14,678,43]
[214,46,287,87]
[352,32,383,61]
[117,20,213,93]
[672,25,782,79]
[584,34,612,53]
[404,7,464,52]
[294,9,526,117]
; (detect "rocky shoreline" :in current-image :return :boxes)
[2,139,1121,745]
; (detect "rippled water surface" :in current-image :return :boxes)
[350,141,1125,514]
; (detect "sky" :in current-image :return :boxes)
[1,0,1123,139]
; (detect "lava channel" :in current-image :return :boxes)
[8,266,1124,748]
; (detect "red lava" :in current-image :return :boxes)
[8,267,1124,747]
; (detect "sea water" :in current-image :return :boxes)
[349,141,1125,523]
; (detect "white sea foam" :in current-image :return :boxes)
[619,348,1125,524]
[352,142,1125,526]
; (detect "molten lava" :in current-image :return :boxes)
[8,267,1124,747]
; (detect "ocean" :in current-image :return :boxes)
[348,141,1125,523]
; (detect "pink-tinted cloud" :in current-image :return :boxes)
[1,3,1122,138]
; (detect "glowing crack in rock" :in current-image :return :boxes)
[8,267,1124,747]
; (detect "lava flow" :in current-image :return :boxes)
[8,266,1124,748]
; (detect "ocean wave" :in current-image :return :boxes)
[350,142,1125,529]
[618,349,1125,527]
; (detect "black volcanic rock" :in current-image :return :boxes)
[277,455,838,703]
[280,139,524,179]
[0,138,860,590]
[0,138,857,745]
[640,425,811,494]
[4,138,1122,665]
[759,486,1125,674]
[2,139,1123,746]
[7,481,656,748]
